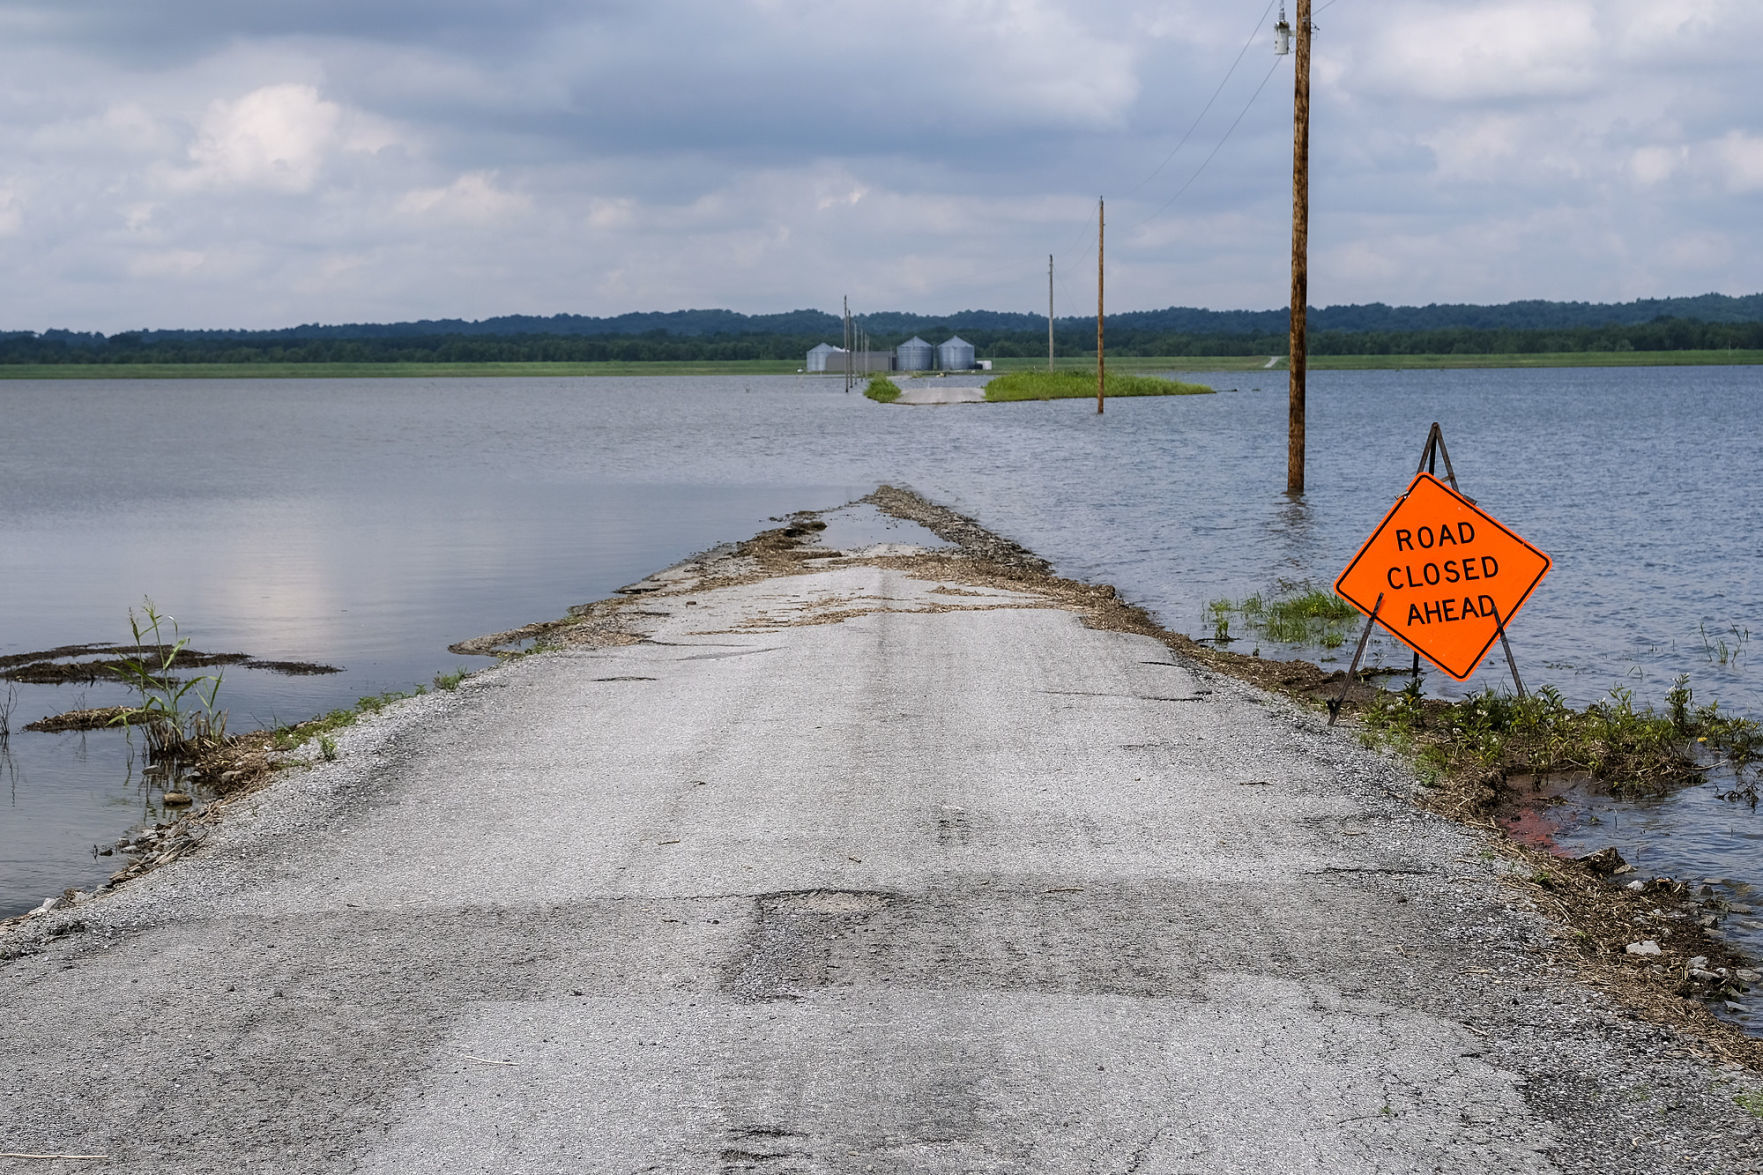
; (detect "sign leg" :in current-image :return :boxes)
[1492,603,1527,699]
[1328,591,1383,727]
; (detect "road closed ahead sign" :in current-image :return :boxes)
[1335,472,1551,680]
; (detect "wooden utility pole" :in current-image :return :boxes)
[1048,254,1055,371]
[843,295,851,393]
[1096,199,1105,415]
[1287,0,1311,494]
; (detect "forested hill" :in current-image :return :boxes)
[4,292,1761,365]
[13,291,1763,346]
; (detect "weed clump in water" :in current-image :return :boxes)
[108,598,228,764]
[1206,581,1359,650]
[863,375,901,404]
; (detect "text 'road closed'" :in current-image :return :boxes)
[1334,472,1551,680]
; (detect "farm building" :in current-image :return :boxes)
[937,335,976,371]
[805,343,845,372]
[895,336,935,372]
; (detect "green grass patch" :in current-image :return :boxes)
[268,686,428,752]
[1359,675,1761,799]
[1736,1089,1763,1118]
[1206,582,1359,649]
[864,375,902,403]
[984,370,1212,401]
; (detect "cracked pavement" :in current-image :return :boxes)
[3,555,1761,1173]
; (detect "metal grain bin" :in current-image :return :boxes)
[937,335,975,371]
[806,342,843,372]
[895,336,934,372]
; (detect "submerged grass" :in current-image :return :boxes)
[984,370,1213,401]
[1207,582,1359,650]
[863,375,901,403]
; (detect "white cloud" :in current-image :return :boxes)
[1420,116,1524,180]
[0,0,1757,329]
[584,198,636,231]
[1628,145,1685,187]
[127,249,206,277]
[396,171,529,223]
[172,83,397,193]
[814,183,868,213]
[1713,132,1763,193]
[1363,2,1601,102]
[30,102,179,158]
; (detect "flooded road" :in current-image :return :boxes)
[4,366,1760,931]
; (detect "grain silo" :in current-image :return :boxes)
[805,342,844,372]
[895,336,934,372]
[937,335,976,371]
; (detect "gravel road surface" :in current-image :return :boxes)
[3,545,1760,1173]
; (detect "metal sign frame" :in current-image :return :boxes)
[1327,423,1543,725]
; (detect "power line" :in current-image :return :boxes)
[1045,1,1280,284]
[1134,56,1284,230]
[1043,1,1338,316]
[1122,0,1279,198]
[1052,53,1286,309]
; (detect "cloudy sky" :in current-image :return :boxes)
[0,0,1757,331]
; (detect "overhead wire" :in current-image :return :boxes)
[1045,0,1279,273]
[1037,0,1346,328]
[1046,1,1294,317]
[1132,55,1284,230]
[1050,55,1287,318]
[1122,0,1278,198]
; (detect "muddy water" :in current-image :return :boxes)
[3,368,1760,944]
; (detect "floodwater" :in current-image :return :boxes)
[4,369,1760,991]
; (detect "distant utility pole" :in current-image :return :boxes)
[843,295,851,393]
[1048,254,1055,371]
[1096,199,1105,415]
[1286,0,1311,494]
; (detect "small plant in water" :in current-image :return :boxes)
[1205,599,1235,643]
[1211,581,1358,650]
[107,597,227,763]
[1700,622,1750,668]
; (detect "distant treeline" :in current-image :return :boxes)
[2,317,1760,365]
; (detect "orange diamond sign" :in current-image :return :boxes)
[1335,472,1551,681]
